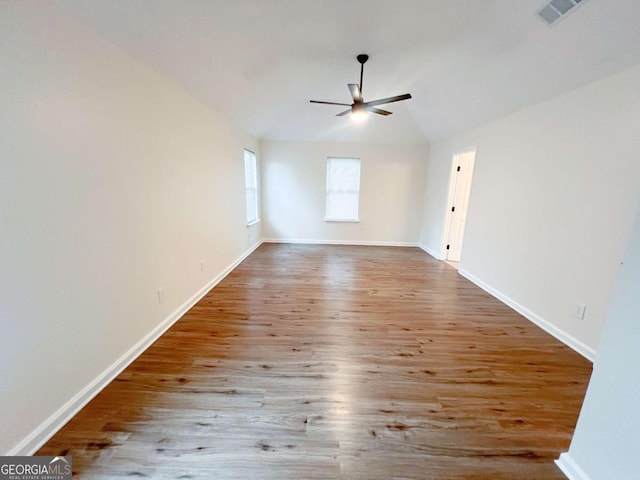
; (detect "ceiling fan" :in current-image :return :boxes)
[310,54,412,118]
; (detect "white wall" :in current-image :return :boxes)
[420,65,640,358]
[0,3,260,455]
[557,203,640,480]
[261,141,428,244]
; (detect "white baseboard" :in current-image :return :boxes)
[262,238,420,247]
[8,240,264,456]
[556,453,593,480]
[458,268,596,362]
[417,243,442,260]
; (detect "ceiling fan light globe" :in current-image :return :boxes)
[351,109,368,122]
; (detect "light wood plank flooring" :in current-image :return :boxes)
[38,244,592,479]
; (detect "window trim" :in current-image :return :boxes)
[244,149,260,226]
[324,156,361,223]
[324,218,360,223]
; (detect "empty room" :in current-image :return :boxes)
[1,1,639,479]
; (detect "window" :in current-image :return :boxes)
[244,149,259,225]
[325,157,361,222]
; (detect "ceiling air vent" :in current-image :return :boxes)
[537,0,587,25]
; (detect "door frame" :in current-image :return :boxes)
[441,147,478,261]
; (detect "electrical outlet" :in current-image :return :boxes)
[157,288,165,304]
[574,303,586,320]
[200,261,205,272]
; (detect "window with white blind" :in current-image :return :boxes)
[244,149,259,225]
[325,157,361,222]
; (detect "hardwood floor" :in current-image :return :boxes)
[38,244,592,479]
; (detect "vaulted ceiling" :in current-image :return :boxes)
[56,0,640,144]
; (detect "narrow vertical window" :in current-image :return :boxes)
[244,149,259,225]
[325,157,361,222]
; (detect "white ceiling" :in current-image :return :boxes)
[56,0,640,144]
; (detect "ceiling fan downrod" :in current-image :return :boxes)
[357,54,368,95]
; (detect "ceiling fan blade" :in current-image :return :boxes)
[366,106,393,116]
[362,93,412,108]
[310,100,352,106]
[336,108,352,116]
[348,84,361,102]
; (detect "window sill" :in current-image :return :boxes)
[246,219,261,227]
[324,218,360,223]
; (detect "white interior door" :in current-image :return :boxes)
[445,151,476,262]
